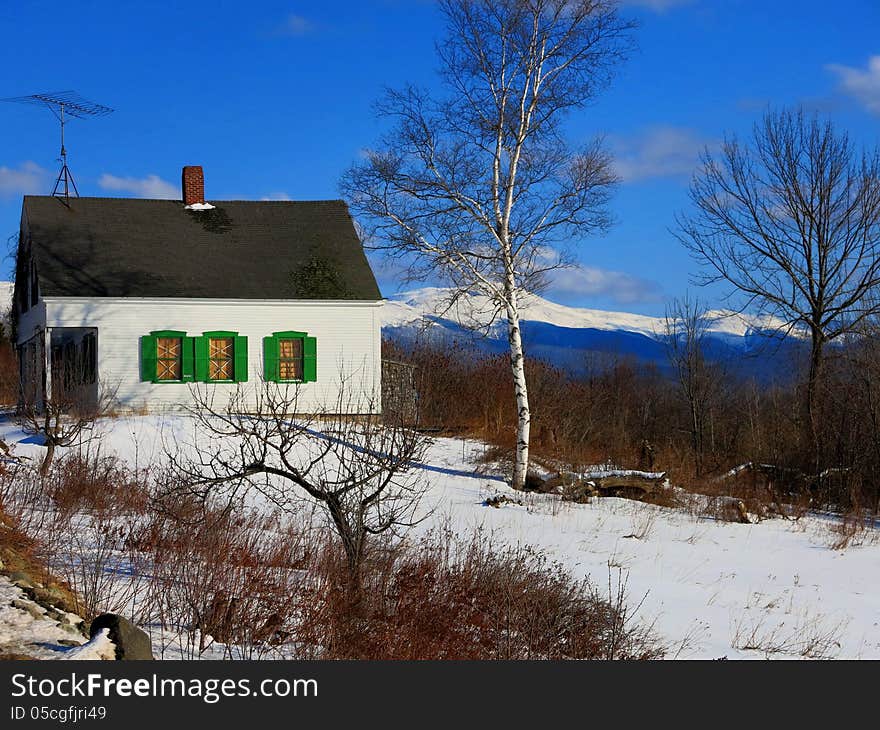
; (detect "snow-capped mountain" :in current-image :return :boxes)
[382,287,802,378]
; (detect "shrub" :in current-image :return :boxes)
[297,529,664,660]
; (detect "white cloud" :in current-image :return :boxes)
[277,13,314,36]
[98,173,178,199]
[0,161,49,198]
[611,126,711,183]
[548,265,663,305]
[261,192,292,200]
[622,0,694,12]
[827,56,880,115]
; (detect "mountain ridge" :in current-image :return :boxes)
[381,287,802,378]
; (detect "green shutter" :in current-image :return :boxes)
[140,335,158,382]
[234,335,248,382]
[194,335,209,382]
[303,336,317,382]
[263,336,279,382]
[181,336,195,382]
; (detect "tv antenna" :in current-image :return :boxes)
[1,90,113,202]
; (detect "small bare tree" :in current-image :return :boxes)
[676,108,880,464]
[160,376,429,590]
[663,297,725,476]
[18,355,117,476]
[342,0,634,489]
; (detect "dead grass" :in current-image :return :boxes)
[821,511,879,551]
[297,529,665,660]
[731,610,847,659]
[0,502,81,616]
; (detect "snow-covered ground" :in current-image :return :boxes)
[0,576,112,659]
[1,414,877,660]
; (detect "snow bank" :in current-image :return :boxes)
[0,576,90,659]
[59,629,116,661]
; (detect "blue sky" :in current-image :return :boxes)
[1,0,879,314]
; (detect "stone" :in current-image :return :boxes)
[11,599,44,621]
[716,496,751,524]
[559,476,597,504]
[89,613,154,660]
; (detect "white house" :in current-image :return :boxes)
[13,166,383,414]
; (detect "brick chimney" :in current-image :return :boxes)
[182,165,205,205]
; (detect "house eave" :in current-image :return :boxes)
[40,296,385,308]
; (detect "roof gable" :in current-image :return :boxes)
[21,196,382,301]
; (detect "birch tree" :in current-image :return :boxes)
[676,108,880,464]
[342,0,634,489]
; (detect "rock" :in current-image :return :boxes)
[564,481,597,503]
[556,474,597,504]
[540,472,596,502]
[89,613,154,660]
[547,469,666,501]
[716,496,751,524]
[483,494,522,508]
[11,598,44,620]
[57,639,81,647]
[523,471,548,492]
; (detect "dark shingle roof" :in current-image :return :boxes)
[21,196,381,301]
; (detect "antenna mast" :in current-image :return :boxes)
[1,91,113,203]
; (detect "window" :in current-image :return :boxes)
[157,337,182,381]
[263,331,317,383]
[278,337,304,381]
[208,337,234,381]
[197,331,248,383]
[141,331,193,383]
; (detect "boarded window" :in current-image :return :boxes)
[278,337,304,381]
[208,337,234,381]
[157,337,182,381]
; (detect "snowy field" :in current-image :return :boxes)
[1,414,878,660]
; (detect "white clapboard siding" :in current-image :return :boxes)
[17,298,46,343]
[38,297,383,414]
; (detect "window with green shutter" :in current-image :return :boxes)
[263,331,316,383]
[197,332,249,383]
[140,331,195,383]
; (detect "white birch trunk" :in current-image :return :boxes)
[505,281,530,490]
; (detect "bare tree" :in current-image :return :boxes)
[663,297,724,476]
[342,0,634,489]
[676,108,880,463]
[160,376,429,590]
[18,356,117,476]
